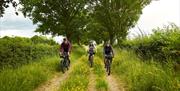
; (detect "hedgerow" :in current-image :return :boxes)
[0,36,58,69]
[121,24,180,63]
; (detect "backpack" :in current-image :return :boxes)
[89,45,94,54]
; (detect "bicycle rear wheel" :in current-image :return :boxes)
[60,60,65,73]
[106,59,111,75]
[65,59,70,70]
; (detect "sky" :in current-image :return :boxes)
[0,0,180,42]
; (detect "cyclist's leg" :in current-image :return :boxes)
[88,54,91,61]
[104,57,108,68]
[67,55,70,66]
[110,57,112,64]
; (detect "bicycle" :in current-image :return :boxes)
[88,52,94,67]
[105,54,113,75]
[59,52,70,73]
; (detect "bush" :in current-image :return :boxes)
[0,36,58,69]
[121,24,180,63]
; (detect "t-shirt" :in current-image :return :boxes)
[104,45,113,55]
[60,42,71,52]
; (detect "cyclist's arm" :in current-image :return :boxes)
[111,46,114,57]
[68,42,71,54]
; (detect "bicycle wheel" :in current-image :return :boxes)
[90,55,93,67]
[65,59,69,70]
[60,60,65,73]
[106,59,111,75]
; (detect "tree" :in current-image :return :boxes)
[20,0,93,42]
[90,0,151,44]
[0,0,18,17]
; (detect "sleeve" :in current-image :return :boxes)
[68,42,72,53]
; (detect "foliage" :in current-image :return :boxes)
[19,0,151,44]
[89,0,151,44]
[0,36,58,69]
[19,0,93,42]
[0,0,18,17]
[112,49,180,91]
[121,24,180,63]
[31,35,57,45]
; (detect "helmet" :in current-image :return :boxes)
[63,37,67,41]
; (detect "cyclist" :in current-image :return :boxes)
[103,41,114,68]
[60,38,72,66]
[88,41,96,62]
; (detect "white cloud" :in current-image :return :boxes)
[129,0,180,38]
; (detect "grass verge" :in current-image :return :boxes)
[0,56,59,91]
[112,49,180,91]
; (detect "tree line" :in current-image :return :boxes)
[1,0,152,45]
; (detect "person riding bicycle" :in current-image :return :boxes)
[60,38,72,65]
[103,41,114,68]
[88,41,96,61]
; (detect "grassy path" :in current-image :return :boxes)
[34,56,84,91]
[95,46,125,91]
[93,56,124,91]
[34,54,125,91]
[58,56,90,91]
[34,46,86,91]
[87,68,96,91]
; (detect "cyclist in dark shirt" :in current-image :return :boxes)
[60,38,72,65]
[103,41,114,68]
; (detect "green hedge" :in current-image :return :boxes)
[0,36,58,69]
[121,24,180,63]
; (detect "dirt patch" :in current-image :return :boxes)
[88,68,96,91]
[106,75,125,91]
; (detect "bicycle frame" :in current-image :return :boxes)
[105,55,112,75]
[59,52,69,73]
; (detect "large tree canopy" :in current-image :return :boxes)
[90,0,151,44]
[20,0,93,42]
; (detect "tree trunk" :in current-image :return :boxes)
[109,33,114,45]
[77,36,81,45]
[66,33,72,43]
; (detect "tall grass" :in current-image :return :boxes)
[112,49,180,91]
[0,56,59,91]
[59,56,90,91]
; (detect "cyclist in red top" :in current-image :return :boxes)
[60,38,72,65]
